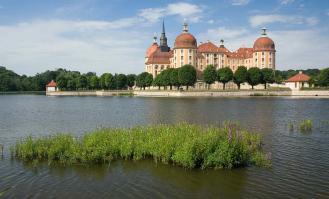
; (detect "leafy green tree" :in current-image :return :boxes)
[247,67,262,89]
[89,75,99,90]
[126,74,136,89]
[113,74,127,90]
[217,67,233,90]
[178,65,197,90]
[136,72,153,90]
[153,73,163,90]
[100,73,113,89]
[160,69,171,90]
[233,66,248,90]
[261,68,275,89]
[56,73,68,90]
[317,68,329,87]
[77,75,88,90]
[203,65,217,89]
[169,68,180,90]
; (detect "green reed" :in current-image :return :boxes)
[10,123,270,169]
[299,120,313,132]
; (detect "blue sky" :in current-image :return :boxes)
[0,0,328,75]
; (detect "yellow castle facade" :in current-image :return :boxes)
[145,22,276,78]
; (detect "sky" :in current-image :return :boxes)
[0,0,328,75]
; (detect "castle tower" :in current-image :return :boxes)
[160,20,170,52]
[173,22,197,68]
[253,28,276,69]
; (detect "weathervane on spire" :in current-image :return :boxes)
[183,19,188,33]
[153,33,157,43]
[261,27,267,36]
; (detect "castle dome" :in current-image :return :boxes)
[146,43,158,57]
[253,28,275,52]
[174,22,197,49]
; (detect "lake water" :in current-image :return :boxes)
[0,95,329,198]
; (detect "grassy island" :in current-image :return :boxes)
[11,123,270,169]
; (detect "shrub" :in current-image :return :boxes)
[300,120,312,132]
[11,123,270,169]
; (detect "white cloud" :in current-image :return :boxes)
[207,20,215,24]
[138,2,204,23]
[0,2,206,75]
[231,0,250,6]
[0,19,147,75]
[279,0,294,5]
[198,27,329,70]
[199,27,248,42]
[249,14,319,27]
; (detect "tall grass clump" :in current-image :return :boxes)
[299,120,313,132]
[11,123,270,169]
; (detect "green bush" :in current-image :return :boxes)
[300,120,313,132]
[11,123,270,169]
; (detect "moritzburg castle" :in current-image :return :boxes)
[145,21,276,78]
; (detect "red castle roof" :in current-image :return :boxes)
[285,72,310,82]
[46,80,57,87]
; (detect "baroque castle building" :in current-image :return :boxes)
[145,21,276,78]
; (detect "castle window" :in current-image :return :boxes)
[189,49,192,53]
[155,65,158,69]
[206,54,209,57]
[189,56,192,60]
[262,58,264,62]
[161,65,164,69]
[181,49,183,54]
[181,56,183,60]
[262,52,264,56]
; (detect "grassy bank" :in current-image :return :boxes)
[11,123,270,169]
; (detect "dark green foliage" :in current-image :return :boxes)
[113,74,127,90]
[247,67,262,89]
[178,65,197,90]
[100,73,114,90]
[1,66,328,92]
[203,65,217,89]
[261,68,275,89]
[153,73,163,90]
[11,123,270,169]
[169,68,180,90]
[136,72,153,90]
[217,67,233,90]
[77,75,88,89]
[126,74,136,88]
[317,68,329,87]
[233,66,248,89]
[88,75,99,90]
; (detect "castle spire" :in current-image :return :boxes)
[183,21,188,33]
[162,19,165,34]
[261,27,267,37]
[159,19,170,52]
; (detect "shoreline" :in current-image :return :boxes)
[44,90,329,98]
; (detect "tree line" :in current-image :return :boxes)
[0,65,328,92]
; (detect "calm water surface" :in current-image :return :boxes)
[0,95,329,198]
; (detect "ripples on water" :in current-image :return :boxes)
[0,95,329,198]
